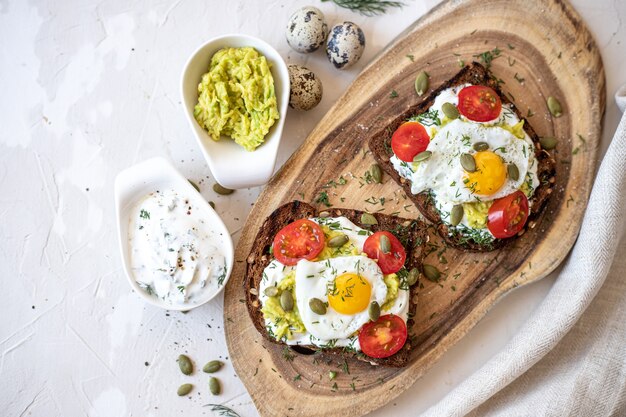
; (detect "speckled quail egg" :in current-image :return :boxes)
[285,6,328,53]
[326,21,366,70]
[288,65,323,111]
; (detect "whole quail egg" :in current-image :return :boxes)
[288,65,323,111]
[326,22,366,69]
[285,6,328,53]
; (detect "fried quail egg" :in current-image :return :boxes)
[288,64,323,111]
[285,6,328,53]
[326,21,365,69]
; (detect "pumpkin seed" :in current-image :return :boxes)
[450,204,464,226]
[370,164,383,184]
[507,163,520,181]
[360,213,378,225]
[415,71,429,96]
[203,360,224,373]
[177,383,193,396]
[177,354,193,375]
[213,183,234,195]
[423,264,441,282]
[368,301,381,321]
[540,136,558,150]
[329,371,337,380]
[406,268,419,286]
[379,234,391,254]
[547,96,562,117]
[264,286,279,297]
[413,150,432,162]
[441,102,459,119]
[309,298,327,315]
[318,211,331,218]
[460,153,477,172]
[280,290,294,312]
[473,141,489,152]
[209,377,221,395]
[328,234,349,248]
[188,179,200,192]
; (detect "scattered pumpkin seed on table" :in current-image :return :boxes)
[203,360,224,373]
[177,383,193,396]
[213,183,234,195]
[209,377,221,395]
[177,354,193,375]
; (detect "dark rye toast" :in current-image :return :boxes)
[243,200,428,367]
[368,62,557,252]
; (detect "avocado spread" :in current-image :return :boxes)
[194,47,279,152]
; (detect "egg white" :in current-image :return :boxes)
[258,217,410,351]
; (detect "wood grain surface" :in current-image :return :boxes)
[223,0,605,415]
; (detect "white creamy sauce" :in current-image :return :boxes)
[128,189,227,307]
[258,216,410,351]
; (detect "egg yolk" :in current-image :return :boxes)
[327,273,371,315]
[464,151,506,195]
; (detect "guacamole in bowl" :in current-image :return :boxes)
[194,47,280,152]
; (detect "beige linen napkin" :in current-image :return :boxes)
[422,88,626,416]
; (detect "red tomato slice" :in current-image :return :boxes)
[272,219,325,266]
[391,122,430,162]
[487,191,529,239]
[359,314,408,359]
[457,85,502,122]
[362,231,407,274]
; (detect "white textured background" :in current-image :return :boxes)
[0,0,624,416]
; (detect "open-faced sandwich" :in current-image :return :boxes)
[244,201,427,367]
[369,62,556,251]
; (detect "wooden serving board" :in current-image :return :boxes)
[224,0,605,415]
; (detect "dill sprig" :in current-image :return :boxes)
[322,0,405,16]
[204,404,241,417]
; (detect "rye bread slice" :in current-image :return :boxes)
[368,62,557,252]
[244,200,428,367]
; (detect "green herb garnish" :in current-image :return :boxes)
[321,0,404,16]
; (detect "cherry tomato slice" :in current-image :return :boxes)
[457,85,502,122]
[272,219,325,266]
[487,191,530,239]
[359,314,408,359]
[391,122,430,162]
[362,231,407,274]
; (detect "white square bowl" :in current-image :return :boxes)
[180,34,290,189]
